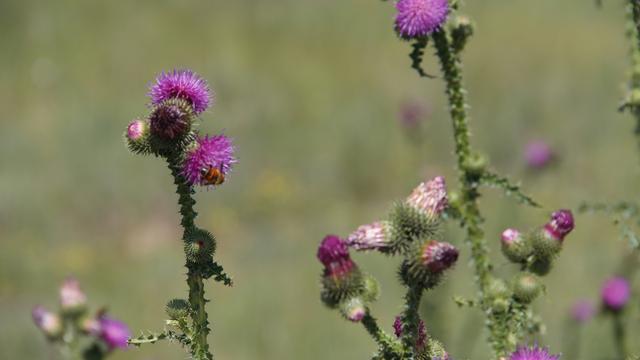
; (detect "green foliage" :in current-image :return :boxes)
[409,38,434,78]
[480,172,540,208]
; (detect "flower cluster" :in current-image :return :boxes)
[125,69,236,188]
[33,278,130,358]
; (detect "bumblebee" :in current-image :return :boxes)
[201,164,225,186]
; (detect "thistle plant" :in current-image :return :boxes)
[124,69,235,360]
[32,278,131,360]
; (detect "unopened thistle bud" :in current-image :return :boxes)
[166,298,191,320]
[462,152,488,176]
[394,0,449,40]
[346,221,391,251]
[317,235,363,307]
[531,209,574,258]
[450,15,474,52]
[340,297,366,322]
[362,275,380,303]
[184,228,216,263]
[149,98,194,145]
[500,228,532,263]
[512,273,543,304]
[125,119,151,155]
[402,240,459,288]
[32,306,63,340]
[601,276,630,312]
[59,277,87,314]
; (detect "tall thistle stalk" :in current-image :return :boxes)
[124,70,236,360]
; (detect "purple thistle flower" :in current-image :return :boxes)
[126,119,147,141]
[317,235,355,279]
[149,69,211,114]
[509,345,560,360]
[525,140,554,169]
[98,316,131,350]
[421,240,459,273]
[399,101,429,130]
[406,176,448,218]
[59,277,87,312]
[182,134,236,187]
[32,306,63,338]
[395,0,449,39]
[601,276,631,311]
[570,300,595,323]
[346,221,391,251]
[543,209,574,241]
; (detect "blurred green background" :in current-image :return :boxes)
[1,0,639,358]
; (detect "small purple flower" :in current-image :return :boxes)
[182,134,236,186]
[501,228,521,246]
[317,235,355,279]
[399,101,428,130]
[570,300,595,323]
[98,316,131,350]
[421,240,459,273]
[543,209,574,241]
[346,221,391,251]
[406,176,448,218]
[509,345,560,360]
[59,277,87,312]
[395,0,449,39]
[601,277,631,311]
[126,119,147,141]
[393,316,403,337]
[392,316,427,349]
[32,306,63,338]
[149,69,211,114]
[525,140,554,169]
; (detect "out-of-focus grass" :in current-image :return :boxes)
[1,0,638,358]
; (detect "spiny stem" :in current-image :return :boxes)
[167,153,213,360]
[432,29,507,358]
[361,311,402,358]
[400,286,423,354]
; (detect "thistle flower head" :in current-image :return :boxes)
[346,221,391,251]
[98,316,131,350]
[182,134,236,187]
[570,300,595,323]
[149,98,193,141]
[509,345,560,360]
[544,209,575,241]
[601,276,630,311]
[421,240,459,273]
[149,69,211,114]
[32,306,63,339]
[406,176,448,218]
[395,0,449,39]
[525,140,554,169]
[317,235,354,278]
[126,119,147,141]
[59,277,87,313]
[500,228,533,263]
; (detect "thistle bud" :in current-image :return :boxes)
[148,98,195,153]
[362,275,380,303]
[184,228,216,263]
[339,297,366,322]
[346,221,391,252]
[406,176,448,219]
[402,240,459,288]
[32,306,63,340]
[512,273,543,304]
[462,153,487,176]
[317,235,363,307]
[125,119,152,155]
[59,277,87,315]
[450,15,474,52]
[532,209,574,258]
[601,276,630,312]
[388,202,440,254]
[166,298,191,320]
[500,228,532,263]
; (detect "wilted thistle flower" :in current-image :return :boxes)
[318,235,355,280]
[395,0,449,39]
[317,235,364,307]
[402,240,458,288]
[346,221,391,251]
[601,276,631,311]
[570,299,595,323]
[59,277,87,313]
[406,176,448,218]
[182,134,236,187]
[98,316,131,350]
[149,69,211,114]
[525,140,554,169]
[32,306,63,339]
[509,345,560,360]
[421,240,458,273]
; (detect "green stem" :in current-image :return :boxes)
[432,29,507,358]
[167,154,213,360]
[626,0,640,151]
[361,311,402,358]
[613,312,628,360]
[400,286,423,354]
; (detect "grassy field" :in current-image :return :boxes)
[1,0,639,358]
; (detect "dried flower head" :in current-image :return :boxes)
[182,134,236,187]
[395,0,449,39]
[406,176,448,218]
[601,276,631,311]
[421,240,459,273]
[59,277,87,312]
[509,345,560,360]
[149,69,211,114]
[317,235,354,279]
[32,306,63,339]
[346,221,391,251]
